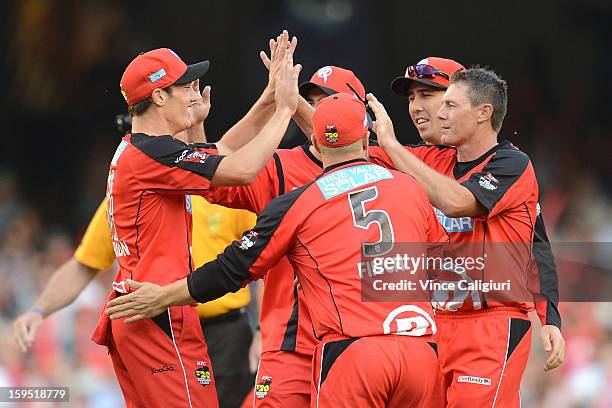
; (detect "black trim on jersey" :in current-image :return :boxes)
[151,310,172,341]
[280,284,299,352]
[322,158,369,174]
[299,236,345,337]
[460,146,530,214]
[131,133,224,180]
[453,140,511,180]
[320,338,359,387]
[187,184,312,303]
[272,153,286,196]
[506,318,531,361]
[532,213,562,328]
[300,143,323,168]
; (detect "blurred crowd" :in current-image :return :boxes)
[1,0,611,407]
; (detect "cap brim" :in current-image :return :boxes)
[390,76,446,96]
[175,60,210,84]
[298,82,337,98]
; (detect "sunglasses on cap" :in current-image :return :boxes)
[407,64,449,80]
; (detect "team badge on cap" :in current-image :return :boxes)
[325,124,339,143]
[317,66,333,83]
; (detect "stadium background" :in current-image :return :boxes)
[0,0,610,406]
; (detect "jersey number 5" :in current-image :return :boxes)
[348,186,395,256]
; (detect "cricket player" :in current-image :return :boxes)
[105,93,447,408]
[94,45,301,407]
[208,64,370,408]
[389,56,564,374]
[368,66,563,407]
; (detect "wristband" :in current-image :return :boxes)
[30,307,45,317]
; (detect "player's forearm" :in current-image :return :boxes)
[216,87,276,155]
[160,279,195,307]
[211,109,292,186]
[292,96,314,138]
[188,260,246,303]
[32,257,98,317]
[385,142,479,217]
[182,122,207,144]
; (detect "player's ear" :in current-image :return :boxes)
[150,88,167,107]
[477,103,494,126]
[312,136,321,153]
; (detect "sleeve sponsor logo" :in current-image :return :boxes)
[478,172,498,191]
[148,68,167,83]
[238,230,258,251]
[174,148,209,164]
[434,207,474,233]
[316,164,393,200]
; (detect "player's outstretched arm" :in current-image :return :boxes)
[259,31,313,139]
[214,30,297,155]
[107,185,302,323]
[367,93,485,218]
[211,49,302,187]
[12,257,99,352]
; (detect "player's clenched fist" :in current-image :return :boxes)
[273,49,302,115]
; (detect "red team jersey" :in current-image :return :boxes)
[191,159,447,340]
[370,140,560,323]
[93,133,223,347]
[105,133,223,291]
[93,133,225,407]
[204,143,324,355]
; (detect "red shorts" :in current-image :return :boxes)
[312,336,443,408]
[436,308,532,408]
[108,305,218,407]
[242,350,312,408]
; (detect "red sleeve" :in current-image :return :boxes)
[187,186,307,303]
[130,135,223,194]
[203,154,281,213]
[460,149,535,219]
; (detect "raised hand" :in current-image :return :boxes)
[189,80,212,125]
[367,93,399,149]
[260,30,298,91]
[274,49,302,115]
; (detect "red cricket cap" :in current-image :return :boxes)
[312,93,368,148]
[391,57,465,96]
[299,66,366,100]
[120,48,209,105]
